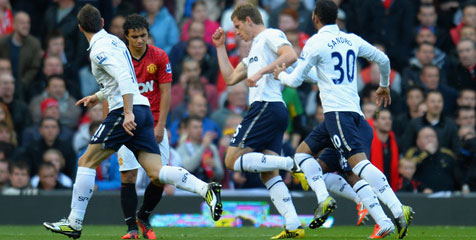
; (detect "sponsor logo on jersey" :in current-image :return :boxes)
[147,63,157,74]
[138,80,154,93]
[248,56,258,64]
[166,63,171,73]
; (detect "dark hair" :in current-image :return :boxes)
[313,0,338,25]
[192,0,206,10]
[231,3,263,25]
[46,29,64,45]
[182,115,203,128]
[187,36,206,47]
[373,108,391,120]
[39,162,57,173]
[280,8,299,22]
[407,85,425,96]
[419,3,436,11]
[123,14,149,37]
[463,0,476,10]
[457,106,475,115]
[188,20,204,33]
[426,89,443,100]
[46,74,65,87]
[39,117,60,128]
[421,64,439,74]
[458,88,476,98]
[9,161,30,175]
[77,4,102,33]
[418,41,435,50]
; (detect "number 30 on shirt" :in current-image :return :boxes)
[331,49,356,85]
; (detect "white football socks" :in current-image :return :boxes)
[324,172,360,204]
[265,175,301,230]
[353,179,390,225]
[295,153,329,203]
[233,152,294,173]
[352,160,403,218]
[68,167,96,230]
[159,165,208,198]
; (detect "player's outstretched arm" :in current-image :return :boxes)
[76,93,100,107]
[247,45,297,87]
[213,27,247,86]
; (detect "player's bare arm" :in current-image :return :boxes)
[247,45,297,87]
[213,27,247,86]
[155,82,171,142]
[122,94,137,136]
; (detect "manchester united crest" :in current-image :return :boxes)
[147,63,157,74]
[118,157,123,166]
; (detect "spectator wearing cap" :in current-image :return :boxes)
[29,74,80,129]
[21,97,73,147]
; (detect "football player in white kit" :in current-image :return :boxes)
[275,0,414,239]
[213,3,305,239]
[43,5,222,239]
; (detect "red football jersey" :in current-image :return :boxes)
[132,45,172,125]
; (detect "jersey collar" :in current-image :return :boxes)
[131,44,149,62]
[87,29,108,51]
[318,24,340,35]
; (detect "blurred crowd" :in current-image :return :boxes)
[0,0,475,196]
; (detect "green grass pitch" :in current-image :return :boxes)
[0,225,475,240]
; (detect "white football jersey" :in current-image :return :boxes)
[88,29,149,112]
[278,24,390,116]
[242,28,291,104]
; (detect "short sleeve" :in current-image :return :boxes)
[157,50,173,84]
[266,29,291,53]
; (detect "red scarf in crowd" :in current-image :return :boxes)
[370,129,400,191]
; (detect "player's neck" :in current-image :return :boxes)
[129,45,147,59]
[252,25,266,39]
[83,32,95,43]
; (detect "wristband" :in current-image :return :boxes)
[95,91,105,101]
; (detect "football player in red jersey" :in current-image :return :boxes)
[118,14,172,240]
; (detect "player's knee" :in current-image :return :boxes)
[224,154,237,170]
[345,172,360,186]
[145,170,159,183]
[121,170,137,184]
[78,154,93,168]
[259,171,278,183]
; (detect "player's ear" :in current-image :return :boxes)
[245,16,252,26]
[101,18,105,28]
